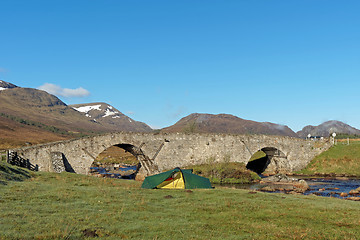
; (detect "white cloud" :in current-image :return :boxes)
[0,67,7,73]
[126,111,135,115]
[38,83,90,97]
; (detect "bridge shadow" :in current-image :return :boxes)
[62,154,76,173]
[246,155,270,174]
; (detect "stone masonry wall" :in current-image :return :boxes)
[50,152,66,173]
[12,132,331,176]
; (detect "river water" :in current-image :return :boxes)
[217,177,360,199]
[303,177,360,198]
[90,165,137,179]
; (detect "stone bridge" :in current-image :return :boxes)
[10,132,331,177]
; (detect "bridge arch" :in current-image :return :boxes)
[90,144,139,178]
[246,147,289,174]
[89,140,158,178]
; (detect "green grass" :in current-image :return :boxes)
[298,141,360,176]
[187,162,261,184]
[334,133,360,139]
[249,150,266,162]
[0,161,33,185]
[1,162,360,239]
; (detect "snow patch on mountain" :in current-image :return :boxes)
[73,105,102,113]
[0,80,18,90]
[72,104,123,119]
[103,107,120,118]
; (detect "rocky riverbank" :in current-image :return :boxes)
[259,174,309,194]
[257,173,360,201]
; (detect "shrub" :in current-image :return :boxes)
[187,162,260,184]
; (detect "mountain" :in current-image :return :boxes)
[0,80,18,90]
[161,113,298,137]
[70,102,152,132]
[0,80,151,148]
[297,120,360,138]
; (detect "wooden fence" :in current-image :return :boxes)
[6,151,38,171]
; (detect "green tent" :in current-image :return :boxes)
[141,167,212,189]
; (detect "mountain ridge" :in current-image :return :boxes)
[297,120,360,138]
[161,113,299,137]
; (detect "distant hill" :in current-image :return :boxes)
[297,120,360,138]
[161,113,298,137]
[0,80,152,148]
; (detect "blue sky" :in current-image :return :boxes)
[1,0,360,131]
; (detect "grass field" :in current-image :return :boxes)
[0,161,34,185]
[298,141,360,176]
[1,161,360,239]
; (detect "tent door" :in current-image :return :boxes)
[157,172,185,189]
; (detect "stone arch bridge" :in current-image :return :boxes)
[10,132,331,177]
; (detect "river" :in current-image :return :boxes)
[90,165,138,179]
[216,176,360,199]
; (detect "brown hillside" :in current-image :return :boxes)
[0,81,152,148]
[0,87,108,133]
[0,115,70,149]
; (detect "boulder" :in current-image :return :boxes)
[349,189,360,195]
[288,191,301,195]
[263,173,296,183]
[293,180,309,191]
[340,192,348,197]
[347,197,360,201]
[293,188,307,193]
[260,186,276,192]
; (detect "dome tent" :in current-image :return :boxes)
[141,167,212,189]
